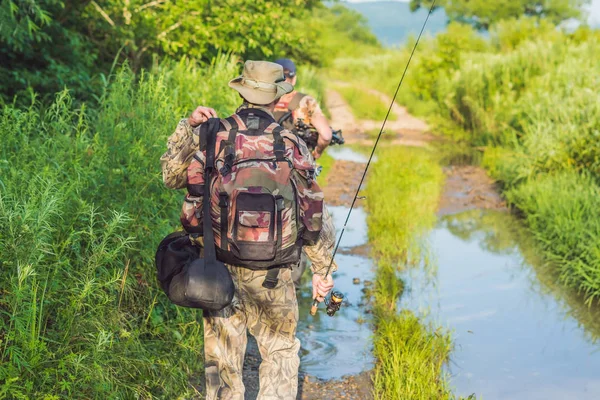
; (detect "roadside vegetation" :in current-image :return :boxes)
[331,14,600,306]
[365,147,452,399]
[0,58,241,398]
[0,0,373,394]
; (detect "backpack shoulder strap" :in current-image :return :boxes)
[219,116,239,176]
[220,118,232,131]
[288,92,307,111]
[203,118,221,262]
[204,118,221,171]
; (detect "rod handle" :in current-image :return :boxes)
[310,299,319,316]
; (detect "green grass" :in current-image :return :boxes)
[0,53,332,398]
[505,171,600,305]
[334,84,396,122]
[365,146,452,399]
[317,150,335,184]
[373,310,453,400]
[366,147,443,266]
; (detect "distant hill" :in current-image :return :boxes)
[342,1,448,46]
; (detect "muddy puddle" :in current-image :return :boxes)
[401,209,600,400]
[296,205,375,380]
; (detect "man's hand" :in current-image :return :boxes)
[312,274,334,303]
[312,149,322,160]
[188,106,218,127]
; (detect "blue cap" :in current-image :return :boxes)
[274,58,296,78]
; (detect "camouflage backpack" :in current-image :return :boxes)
[180,110,323,270]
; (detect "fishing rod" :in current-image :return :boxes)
[311,0,438,316]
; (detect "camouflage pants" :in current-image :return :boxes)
[203,267,300,400]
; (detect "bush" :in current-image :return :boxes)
[0,57,242,398]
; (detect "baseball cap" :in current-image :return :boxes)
[274,58,296,78]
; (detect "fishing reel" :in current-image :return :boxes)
[310,290,344,317]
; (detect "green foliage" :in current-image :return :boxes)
[0,57,241,398]
[410,0,590,30]
[0,0,100,102]
[363,21,600,303]
[365,146,451,399]
[505,172,600,305]
[329,22,488,106]
[490,17,565,50]
[330,52,408,96]
[0,0,333,102]
[316,150,334,183]
[0,52,333,397]
[283,3,381,66]
[372,310,452,400]
[296,65,328,113]
[333,84,396,121]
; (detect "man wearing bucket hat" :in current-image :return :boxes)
[160,60,337,400]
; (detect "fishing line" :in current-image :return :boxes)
[322,0,438,280]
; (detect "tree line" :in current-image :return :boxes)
[0,0,379,103]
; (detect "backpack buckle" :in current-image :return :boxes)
[276,196,285,211]
[262,268,280,289]
[220,164,231,176]
[218,192,229,208]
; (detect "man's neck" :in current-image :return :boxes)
[236,102,275,117]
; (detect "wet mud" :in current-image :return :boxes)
[321,160,366,208]
[438,165,506,216]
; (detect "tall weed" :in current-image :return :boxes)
[0,56,242,398]
[0,53,332,397]
[506,172,600,305]
[365,146,451,399]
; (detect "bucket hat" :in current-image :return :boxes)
[229,60,294,105]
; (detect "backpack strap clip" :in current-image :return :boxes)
[272,126,286,163]
[262,268,280,289]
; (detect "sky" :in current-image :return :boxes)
[344,0,600,24]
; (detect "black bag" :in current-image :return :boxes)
[155,118,234,311]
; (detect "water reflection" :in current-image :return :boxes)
[296,206,375,379]
[401,209,600,400]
